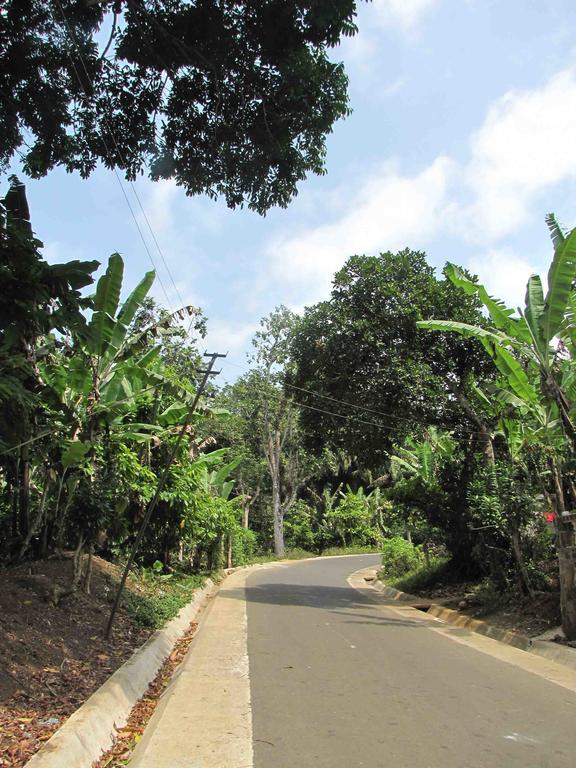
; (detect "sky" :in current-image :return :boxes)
[14,0,576,381]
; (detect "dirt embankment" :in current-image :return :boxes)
[418,581,561,638]
[0,556,150,768]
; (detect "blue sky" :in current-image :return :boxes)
[15,0,576,381]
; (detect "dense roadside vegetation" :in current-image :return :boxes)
[5,5,576,767]
[2,176,576,643]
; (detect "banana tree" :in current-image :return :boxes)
[418,218,576,638]
[418,221,576,446]
[390,428,455,485]
[35,254,201,576]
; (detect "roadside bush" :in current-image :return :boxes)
[321,544,381,556]
[284,501,317,551]
[380,536,424,579]
[468,578,506,615]
[324,491,380,548]
[231,526,258,566]
[118,572,205,628]
[388,558,450,593]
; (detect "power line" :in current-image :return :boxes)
[112,4,219,334]
[53,0,185,316]
[223,363,450,436]
[246,376,567,446]
[219,357,547,439]
[105,350,226,638]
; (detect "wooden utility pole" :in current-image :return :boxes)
[105,352,225,638]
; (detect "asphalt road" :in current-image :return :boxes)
[246,555,576,768]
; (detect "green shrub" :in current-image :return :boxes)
[116,571,205,629]
[324,492,380,548]
[468,578,506,615]
[231,526,258,566]
[284,501,317,551]
[284,547,316,560]
[387,558,449,592]
[380,536,424,579]
[321,544,381,556]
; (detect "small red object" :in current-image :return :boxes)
[545,511,556,523]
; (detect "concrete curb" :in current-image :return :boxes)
[372,577,576,672]
[370,578,427,604]
[24,578,219,768]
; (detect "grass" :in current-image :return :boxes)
[115,570,206,629]
[321,545,381,557]
[382,558,450,594]
[245,547,318,565]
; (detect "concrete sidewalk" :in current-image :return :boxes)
[128,569,254,768]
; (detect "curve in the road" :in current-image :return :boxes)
[246,554,576,768]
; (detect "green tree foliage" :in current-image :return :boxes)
[240,307,315,556]
[419,218,576,638]
[289,250,491,467]
[0,177,98,550]
[323,488,380,548]
[380,537,425,580]
[0,181,246,591]
[284,500,317,551]
[1,0,360,213]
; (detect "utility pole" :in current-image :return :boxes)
[105,352,226,639]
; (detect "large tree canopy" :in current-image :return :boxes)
[1,0,360,213]
[289,250,492,467]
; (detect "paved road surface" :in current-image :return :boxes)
[130,555,576,768]
[246,555,576,768]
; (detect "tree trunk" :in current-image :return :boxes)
[9,461,19,540]
[207,539,222,571]
[54,471,71,551]
[16,468,49,563]
[510,524,533,598]
[555,508,576,640]
[82,547,94,595]
[272,475,285,557]
[19,445,30,538]
[39,519,49,558]
[72,534,86,589]
[550,462,576,640]
[192,545,203,572]
[452,388,495,465]
[227,534,233,569]
[423,541,431,567]
[267,430,285,558]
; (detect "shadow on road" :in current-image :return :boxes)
[221,582,443,629]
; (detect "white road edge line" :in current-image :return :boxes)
[347,567,576,696]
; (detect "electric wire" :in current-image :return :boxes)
[9,7,558,450]
[0,356,566,456]
[218,357,548,439]
[53,0,185,317]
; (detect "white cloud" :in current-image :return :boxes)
[372,0,440,30]
[203,320,259,361]
[337,0,438,77]
[465,68,576,239]
[466,248,538,311]
[263,67,576,306]
[268,157,454,302]
[137,179,179,234]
